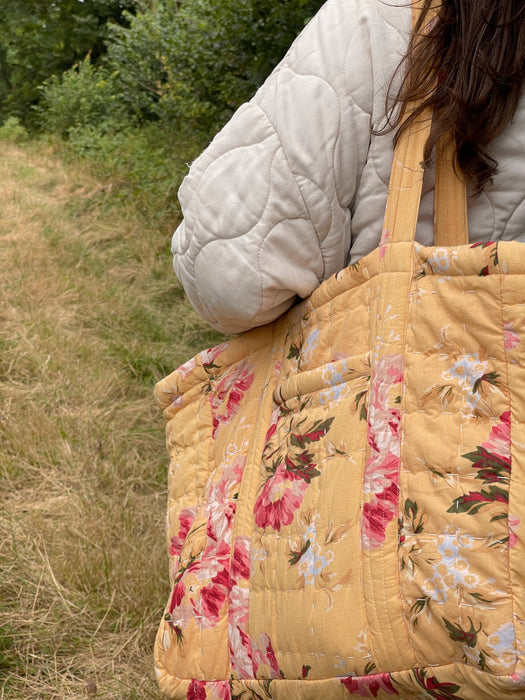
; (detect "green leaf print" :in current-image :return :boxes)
[287,343,301,361]
[410,596,431,627]
[448,485,509,516]
[472,371,499,394]
[355,389,368,421]
[289,539,311,565]
[290,417,335,449]
[442,617,482,648]
[413,668,463,698]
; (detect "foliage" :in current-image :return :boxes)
[0,0,137,124]
[103,0,326,138]
[0,116,28,142]
[38,0,326,141]
[38,58,129,139]
[2,0,326,135]
[65,121,202,221]
[36,0,325,219]
[103,4,171,125]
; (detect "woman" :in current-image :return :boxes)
[171,0,525,335]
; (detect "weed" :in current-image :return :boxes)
[0,116,28,142]
[0,140,220,698]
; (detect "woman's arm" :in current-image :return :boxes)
[171,0,406,334]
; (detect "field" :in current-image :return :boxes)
[0,139,224,698]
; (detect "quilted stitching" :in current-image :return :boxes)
[154,238,525,699]
[171,0,525,335]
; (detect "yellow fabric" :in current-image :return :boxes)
[434,137,469,246]
[153,39,525,699]
[153,109,525,700]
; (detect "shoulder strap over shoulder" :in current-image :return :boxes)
[382,1,469,247]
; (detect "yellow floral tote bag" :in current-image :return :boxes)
[153,108,525,700]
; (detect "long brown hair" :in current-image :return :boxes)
[389,0,525,192]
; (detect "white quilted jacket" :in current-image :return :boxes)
[172,0,525,334]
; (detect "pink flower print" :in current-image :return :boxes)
[169,579,186,614]
[195,578,229,624]
[189,550,231,627]
[254,464,308,531]
[449,411,511,517]
[229,583,249,631]
[196,540,231,580]
[206,456,246,545]
[168,542,209,616]
[362,354,403,550]
[412,668,462,699]
[386,362,403,385]
[509,515,520,549]
[379,229,391,259]
[264,405,281,446]
[168,537,231,630]
[251,632,280,678]
[341,672,399,697]
[362,481,399,549]
[170,507,197,559]
[209,361,254,438]
[201,342,229,370]
[231,536,251,582]
[230,626,254,679]
[364,451,400,495]
[206,499,236,545]
[209,562,230,589]
[387,407,401,435]
[483,410,511,462]
[367,359,403,431]
[206,455,245,503]
[187,680,207,700]
[229,536,251,674]
[171,394,184,409]
[177,356,197,379]
[228,599,280,678]
[447,412,512,541]
[504,322,520,350]
[208,681,231,700]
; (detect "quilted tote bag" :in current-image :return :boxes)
[153,105,525,698]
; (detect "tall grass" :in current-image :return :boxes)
[0,138,224,698]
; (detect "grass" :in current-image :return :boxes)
[0,138,225,698]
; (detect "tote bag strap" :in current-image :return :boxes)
[382,3,469,247]
[434,138,469,246]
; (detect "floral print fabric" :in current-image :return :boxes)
[153,238,525,700]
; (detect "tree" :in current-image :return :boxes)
[104,0,326,137]
[0,0,137,123]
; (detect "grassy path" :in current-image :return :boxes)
[0,141,222,698]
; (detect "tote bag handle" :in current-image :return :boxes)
[382,3,469,248]
[434,138,469,246]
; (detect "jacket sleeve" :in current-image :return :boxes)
[171,0,395,334]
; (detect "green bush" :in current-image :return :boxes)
[38,58,129,138]
[36,0,326,219]
[104,0,325,139]
[103,6,171,125]
[66,121,201,221]
[0,0,137,126]
[38,0,327,141]
[0,116,28,142]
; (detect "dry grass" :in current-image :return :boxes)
[0,140,224,698]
